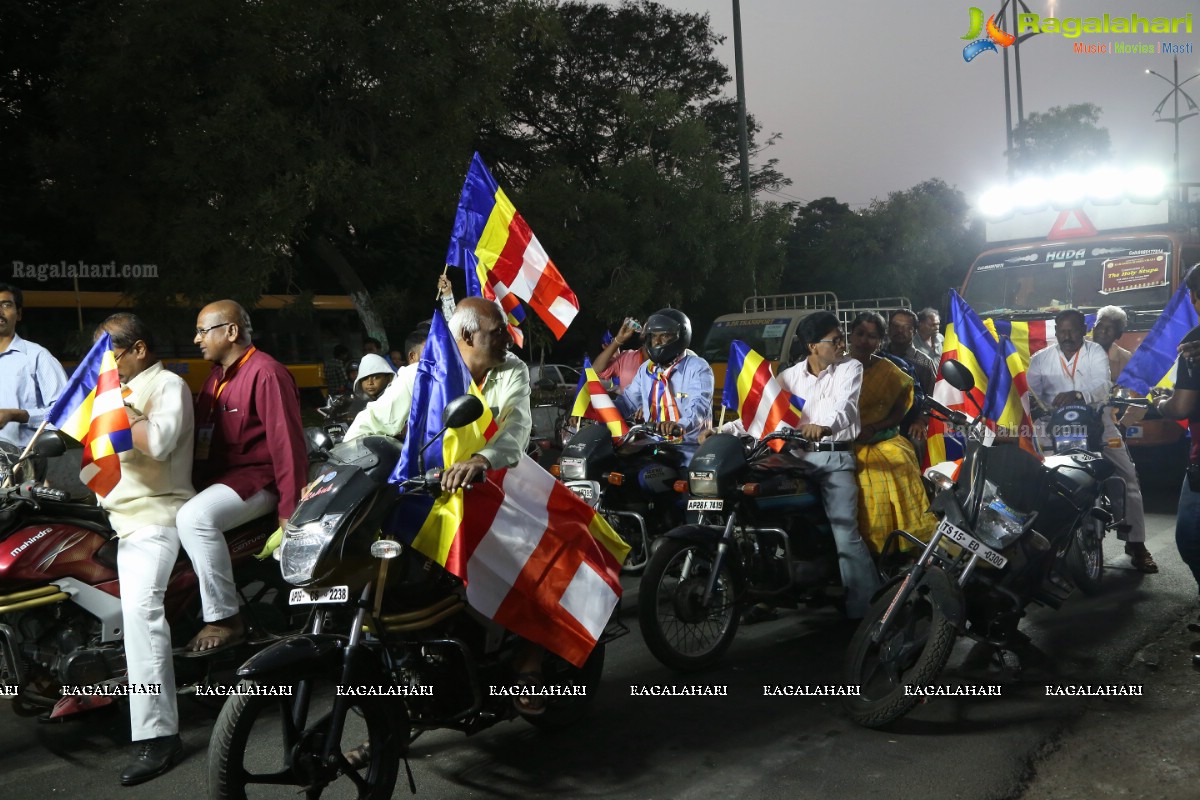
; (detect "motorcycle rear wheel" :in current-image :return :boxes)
[1065,520,1104,596]
[638,538,739,671]
[208,678,402,800]
[842,578,957,729]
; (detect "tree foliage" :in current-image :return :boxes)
[783,181,983,310]
[1008,103,1111,176]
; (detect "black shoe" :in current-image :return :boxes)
[120,734,183,786]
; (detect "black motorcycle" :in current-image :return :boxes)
[207,396,614,800]
[557,422,685,574]
[842,361,1118,728]
[637,429,839,671]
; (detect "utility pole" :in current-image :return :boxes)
[1147,55,1200,204]
[732,0,755,295]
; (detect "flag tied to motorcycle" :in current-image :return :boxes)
[389,312,628,667]
[44,332,133,496]
[722,340,804,449]
[1116,282,1198,395]
[571,356,629,443]
[446,152,580,343]
[927,291,1035,465]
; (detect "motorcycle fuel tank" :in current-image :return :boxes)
[0,523,116,586]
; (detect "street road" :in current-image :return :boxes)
[0,472,1193,800]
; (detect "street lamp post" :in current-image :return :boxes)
[995,0,1040,176]
[1146,55,1200,204]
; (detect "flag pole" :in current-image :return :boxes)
[435,264,450,301]
[718,405,726,428]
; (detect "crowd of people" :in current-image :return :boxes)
[5,271,1200,782]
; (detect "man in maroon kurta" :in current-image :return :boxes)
[176,299,306,653]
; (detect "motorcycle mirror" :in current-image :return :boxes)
[940,360,975,393]
[32,433,68,458]
[442,395,485,430]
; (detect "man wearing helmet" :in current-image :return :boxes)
[614,308,714,464]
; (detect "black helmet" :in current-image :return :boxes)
[644,308,691,366]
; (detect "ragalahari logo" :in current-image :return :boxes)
[962,7,1016,61]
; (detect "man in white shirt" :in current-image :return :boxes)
[1027,308,1155,573]
[347,297,532,490]
[95,313,195,784]
[707,311,881,618]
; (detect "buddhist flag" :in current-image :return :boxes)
[1117,283,1199,395]
[45,332,133,496]
[387,311,499,564]
[987,319,1055,364]
[446,152,580,339]
[388,313,627,667]
[927,291,1035,464]
[571,357,629,442]
[451,454,629,667]
[722,340,803,442]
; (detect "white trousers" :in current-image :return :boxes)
[117,524,179,741]
[176,483,277,622]
[1104,442,1147,544]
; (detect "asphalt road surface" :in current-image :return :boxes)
[1,472,1194,800]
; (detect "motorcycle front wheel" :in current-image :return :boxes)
[1065,519,1104,596]
[638,538,739,671]
[208,678,403,800]
[842,577,957,729]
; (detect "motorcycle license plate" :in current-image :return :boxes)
[687,499,724,511]
[571,484,594,500]
[289,585,350,605]
[936,519,1007,569]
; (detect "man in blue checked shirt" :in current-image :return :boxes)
[614,309,713,465]
[0,283,67,448]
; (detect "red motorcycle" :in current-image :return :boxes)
[0,435,296,719]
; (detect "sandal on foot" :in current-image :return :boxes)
[176,624,246,658]
[512,671,547,716]
[343,741,370,770]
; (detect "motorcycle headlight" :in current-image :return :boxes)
[280,514,344,586]
[975,481,1029,551]
[559,457,586,481]
[689,470,719,497]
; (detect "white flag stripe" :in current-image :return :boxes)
[91,385,126,416]
[546,295,579,327]
[559,561,619,641]
[511,238,550,300]
[463,457,554,616]
[747,380,783,437]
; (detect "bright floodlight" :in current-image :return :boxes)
[1084,167,1124,202]
[1048,173,1086,207]
[1126,166,1166,200]
[979,186,1015,218]
[1013,177,1049,210]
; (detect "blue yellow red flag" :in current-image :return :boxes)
[571,357,629,442]
[722,340,804,440]
[446,152,579,340]
[1117,283,1199,395]
[45,332,133,496]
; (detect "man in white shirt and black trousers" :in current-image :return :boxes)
[1027,308,1156,573]
[706,311,881,619]
[95,313,196,784]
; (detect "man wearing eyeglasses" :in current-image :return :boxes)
[93,313,194,784]
[706,311,879,620]
[176,299,307,654]
[0,282,68,448]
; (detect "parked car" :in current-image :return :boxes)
[529,363,583,392]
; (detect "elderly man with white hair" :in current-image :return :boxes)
[1092,305,1133,382]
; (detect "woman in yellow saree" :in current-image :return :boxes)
[847,312,937,555]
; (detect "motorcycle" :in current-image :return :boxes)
[557,422,685,574]
[1039,396,1149,595]
[842,360,1119,728]
[636,428,840,671]
[0,434,293,718]
[207,395,615,800]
